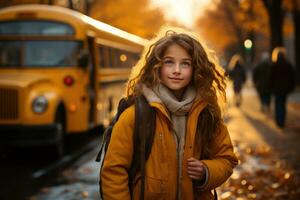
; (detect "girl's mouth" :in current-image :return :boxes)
[169,77,183,81]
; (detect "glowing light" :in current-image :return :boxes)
[69,104,77,112]
[244,39,253,49]
[248,185,254,191]
[151,0,211,27]
[120,54,127,62]
[97,103,103,110]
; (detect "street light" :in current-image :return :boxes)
[244,39,253,51]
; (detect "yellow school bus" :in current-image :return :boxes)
[0,4,146,156]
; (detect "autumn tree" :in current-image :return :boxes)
[291,0,300,83]
[89,0,166,38]
[261,0,285,50]
[196,0,243,60]
[196,0,268,64]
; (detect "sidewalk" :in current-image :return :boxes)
[287,87,300,133]
[219,85,300,199]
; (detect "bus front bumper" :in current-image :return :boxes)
[0,124,60,147]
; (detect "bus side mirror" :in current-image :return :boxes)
[78,50,89,68]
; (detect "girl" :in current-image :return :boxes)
[101,27,238,200]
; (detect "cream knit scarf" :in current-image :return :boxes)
[141,84,196,200]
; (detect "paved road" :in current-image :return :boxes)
[0,132,100,200]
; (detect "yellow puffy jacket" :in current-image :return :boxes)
[101,98,238,200]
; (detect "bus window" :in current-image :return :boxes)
[24,41,82,67]
[98,46,106,68]
[133,53,140,65]
[119,52,128,67]
[115,49,122,68]
[103,46,110,68]
[114,49,135,68]
[97,44,141,69]
[125,52,139,68]
[0,41,21,67]
[0,20,74,35]
[108,47,115,68]
[0,40,83,67]
[118,50,131,68]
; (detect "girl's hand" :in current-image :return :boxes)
[187,157,206,181]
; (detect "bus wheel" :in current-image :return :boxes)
[53,110,65,159]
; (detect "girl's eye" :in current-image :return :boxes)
[181,62,191,67]
[163,60,174,65]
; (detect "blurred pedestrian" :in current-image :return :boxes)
[269,47,296,128]
[253,52,271,113]
[228,54,247,107]
[100,27,238,200]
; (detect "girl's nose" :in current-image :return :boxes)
[173,63,181,73]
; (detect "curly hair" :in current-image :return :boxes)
[126,27,227,157]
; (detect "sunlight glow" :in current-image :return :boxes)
[151,0,211,28]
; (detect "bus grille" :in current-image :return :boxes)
[0,88,19,120]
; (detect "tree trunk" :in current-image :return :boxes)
[222,0,245,56]
[293,9,300,83]
[269,0,284,50]
[262,0,284,52]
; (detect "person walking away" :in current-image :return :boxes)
[100,27,238,200]
[253,52,271,113]
[268,47,296,128]
[228,55,247,107]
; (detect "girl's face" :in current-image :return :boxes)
[160,44,193,98]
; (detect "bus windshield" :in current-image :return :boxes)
[0,20,74,35]
[0,40,83,67]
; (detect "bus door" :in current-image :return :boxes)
[87,34,99,127]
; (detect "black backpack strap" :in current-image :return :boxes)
[214,189,218,200]
[96,96,133,162]
[129,95,156,200]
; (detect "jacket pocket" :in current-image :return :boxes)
[145,176,168,200]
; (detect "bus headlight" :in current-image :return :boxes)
[32,96,48,114]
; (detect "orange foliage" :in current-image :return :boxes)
[196,5,238,54]
[195,0,269,57]
[283,0,297,37]
[89,0,166,39]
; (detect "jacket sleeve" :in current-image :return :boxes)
[101,106,135,200]
[200,123,238,191]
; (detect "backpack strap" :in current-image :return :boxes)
[95,97,134,162]
[214,189,218,200]
[129,95,156,200]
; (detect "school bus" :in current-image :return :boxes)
[0,4,147,156]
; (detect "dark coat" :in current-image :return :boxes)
[268,58,295,94]
[253,60,271,95]
[229,63,246,93]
